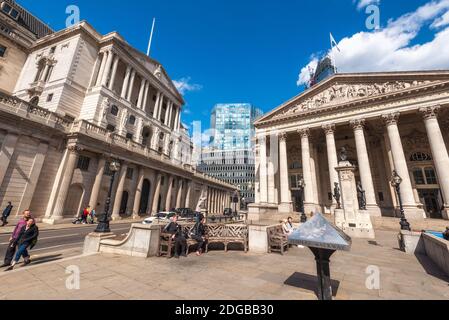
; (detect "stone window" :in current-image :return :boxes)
[106,124,115,132]
[76,156,91,172]
[126,167,134,180]
[126,132,133,140]
[50,46,56,54]
[46,93,53,102]
[424,167,438,185]
[110,105,119,116]
[0,44,6,57]
[128,115,136,125]
[1,2,19,20]
[413,167,438,185]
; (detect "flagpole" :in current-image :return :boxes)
[147,18,156,57]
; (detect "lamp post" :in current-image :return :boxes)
[95,160,120,233]
[390,170,411,231]
[299,178,307,223]
[232,190,239,218]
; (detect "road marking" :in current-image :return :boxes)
[0,233,81,245]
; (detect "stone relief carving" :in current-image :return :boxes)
[154,65,162,79]
[273,80,435,119]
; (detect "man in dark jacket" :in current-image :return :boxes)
[1,202,13,226]
[163,215,187,258]
[1,210,31,267]
[192,215,207,256]
[8,218,39,269]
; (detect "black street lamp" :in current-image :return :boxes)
[299,178,307,223]
[232,190,239,218]
[390,170,411,231]
[95,160,121,233]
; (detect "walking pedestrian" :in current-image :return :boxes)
[1,210,31,267]
[8,218,39,270]
[1,202,13,227]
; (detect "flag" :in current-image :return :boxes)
[330,33,341,52]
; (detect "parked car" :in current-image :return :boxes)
[176,208,195,219]
[142,211,176,225]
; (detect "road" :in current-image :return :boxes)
[0,222,134,266]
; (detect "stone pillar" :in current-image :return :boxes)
[142,81,150,111]
[168,103,174,128]
[120,66,132,98]
[0,133,19,187]
[350,119,381,217]
[176,179,183,209]
[164,101,171,126]
[157,95,164,121]
[137,79,146,109]
[299,129,314,212]
[323,124,339,210]
[382,113,423,219]
[278,132,292,213]
[17,142,48,215]
[153,92,161,120]
[132,167,145,218]
[101,50,114,87]
[111,163,128,220]
[185,181,192,209]
[126,70,136,101]
[259,135,268,203]
[49,146,80,222]
[420,106,449,219]
[151,173,162,214]
[108,56,120,90]
[96,51,108,86]
[89,157,106,211]
[165,176,174,211]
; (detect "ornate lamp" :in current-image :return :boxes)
[299,178,307,223]
[95,159,121,233]
[390,170,411,231]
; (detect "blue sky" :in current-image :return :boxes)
[18,0,449,130]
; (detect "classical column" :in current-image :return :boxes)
[126,70,136,101]
[299,128,314,212]
[350,119,381,216]
[111,163,128,220]
[89,157,106,211]
[322,124,339,209]
[382,112,423,219]
[17,142,49,215]
[278,132,292,213]
[95,52,108,86]
[0,133,19,187]
[120,66,132,98]
[151,173,162,214]
[168,103,174,128]
[420,106,449,218]
[176,179,183,209]
[137,79,146,109]
[50,146,80,222]
[157,95,164,121]
[132,167,145,218]
[142,81,150,111]
[259,135,268,203]
[101,50,114,87]
[165,101,172,126]
[185,181,192,208]
[153,92,161,119]
[108,56,120,90]
[165,176,174,210]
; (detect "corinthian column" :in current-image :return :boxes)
[165,176,174,210]
[420,106,449,219]
[322,124,339,210]
[350,119,381,217]
[382,112,423,219]
[176,179,184,209]
[258,135,268,203]
[101,50,114,87]
[299,128,314,212]
[278,132,293,213]
[111,163,128,220]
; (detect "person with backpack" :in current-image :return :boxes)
[1,210,31,267]
[191,214,207,256]
[8,218,39,270]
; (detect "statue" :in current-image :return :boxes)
[357,181,367,210]
[339,147,348,162]
[333,182,341,209]
[195,187,208,212]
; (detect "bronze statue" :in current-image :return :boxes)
[357,181,367,210]
[333,182,341,209]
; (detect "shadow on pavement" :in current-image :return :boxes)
[415,253,449,283]
[30,254,64,266]
[284,272,340,298]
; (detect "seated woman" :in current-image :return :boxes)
[282,217,295,235]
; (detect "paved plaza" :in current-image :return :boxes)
[1,230,448,300]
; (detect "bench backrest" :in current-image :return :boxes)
[267,225,285,239]
[160,223,248,238]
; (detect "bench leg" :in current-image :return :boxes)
[225,243,228,253]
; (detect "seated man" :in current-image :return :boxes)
[191,215,207,256]
[163,215,187,258]
[443,227,449,241]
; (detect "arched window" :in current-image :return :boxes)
[30,96,39,106]
[110,105,119,116]
[128,115,136,125]
[410,152,432,162]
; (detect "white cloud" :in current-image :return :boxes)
[173,77,202,95]
[355,0,380,10]
[298,0,449,86]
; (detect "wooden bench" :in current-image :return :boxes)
[159,224,248,257]
[267,225,289,255]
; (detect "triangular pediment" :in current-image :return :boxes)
[256,71,449,125]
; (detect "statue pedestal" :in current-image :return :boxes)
[335,161,375,239]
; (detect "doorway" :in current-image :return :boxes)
[418,189,443,219]
[120,191,129,215]
[139,179,151,214]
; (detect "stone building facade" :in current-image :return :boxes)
[0,21,236,223]
[250,71,449,222]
